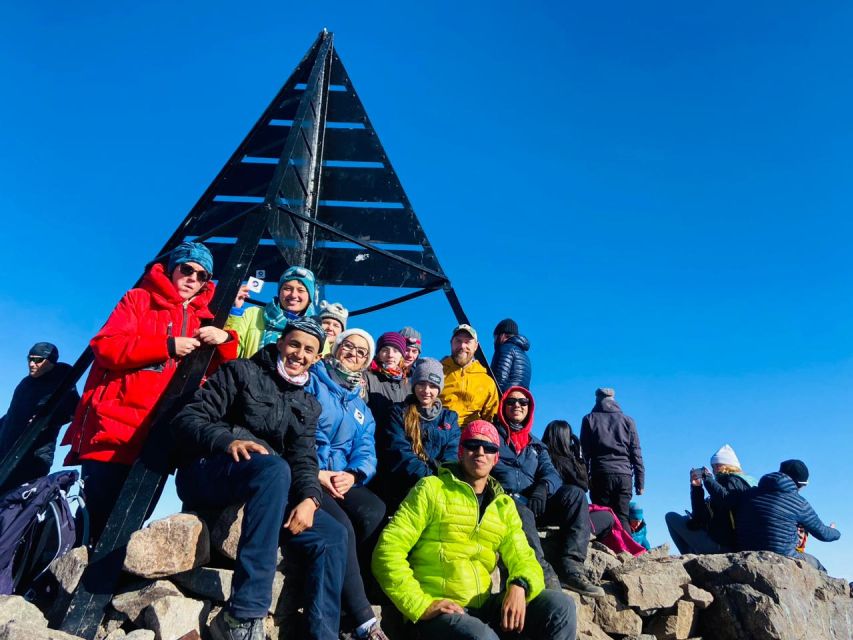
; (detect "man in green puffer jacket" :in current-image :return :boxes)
[372,420,576,639]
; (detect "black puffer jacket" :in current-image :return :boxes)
[689,473,755,548]
[580,397,644,491]
[490,335,532,392]
[172,344,323,505]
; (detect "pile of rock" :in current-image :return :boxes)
[5,509,852,640]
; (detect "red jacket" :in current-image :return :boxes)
[62,263,237,465]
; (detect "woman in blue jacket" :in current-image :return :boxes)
[305,327,388,640]
[375,358,460,511]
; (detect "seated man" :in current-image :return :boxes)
[440,324,500,427]
[491,387,604,597]
[372,420,576,640]
[172,317,347,640]
[736,459,840,572]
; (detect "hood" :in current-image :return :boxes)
[497,385,535,452]
[593,396,622,414]
[141,263,215,318]
[506,334,530,351]
[758,471,799,494]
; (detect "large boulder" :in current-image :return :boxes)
[142,596,205,640]
[645,599,696,640]
[123,514,209,579]
[610,557,692,611]
[0,622,85,640]
[685,551,853,640]
[112,581,183,625]
[0,597,48,628]
[44,546,89,625]
[209,506,243,561]
[173,567,232,603]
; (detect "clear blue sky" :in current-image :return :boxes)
[2,2,851,579]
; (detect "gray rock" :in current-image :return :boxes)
[124,632,155,640]
[645,600,696,640]
[44,546,89,625]
[173,567,232,603]
[585,547,623,582]
[0,597,47,628]
[103,630,126,640]
[112,580,182,624]
[565,590,608,639]
[593,594,642,636]
[210,506,243,561]
[124,514,210,579]
[0,623,84,640]
[142,595,204,640]
[95,609,128,640]
[682,583,713,609]
[611,557,692,610]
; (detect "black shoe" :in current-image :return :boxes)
[560,573,605,598]
[210,610,265,640]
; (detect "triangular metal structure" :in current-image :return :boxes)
[39,30,483,638]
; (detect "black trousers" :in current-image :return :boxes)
[590,472,632,531]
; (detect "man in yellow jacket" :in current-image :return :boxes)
[372,420,576,639]
[440,324,500,427]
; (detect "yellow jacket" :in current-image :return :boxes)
[439,357,500,427]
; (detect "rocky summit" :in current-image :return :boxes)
[7,512,852,640]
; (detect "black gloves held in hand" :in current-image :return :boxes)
[526,482,549,518]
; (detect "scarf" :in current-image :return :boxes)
[369,359,404,381]
[324,357,364,391]
[261,299,304,348]
[276,355,309,386]
[418,399,443,421]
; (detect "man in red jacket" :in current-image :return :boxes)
[62,241,237,542]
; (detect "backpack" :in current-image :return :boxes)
[0,470,87,597]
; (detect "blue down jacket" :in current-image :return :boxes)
[491,335,532,392]
[735,472,840,558]
[375,400,460,507]
[305,362,377,484]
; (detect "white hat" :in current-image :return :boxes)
[332,328,375,365]
[710,444,741,468]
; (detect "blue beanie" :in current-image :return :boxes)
[629,501,643,521]
[279,265,316,299]
[167,241,214,275]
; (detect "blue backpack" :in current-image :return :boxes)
[0,470,87,596]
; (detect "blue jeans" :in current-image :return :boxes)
[415,589,576,640]
[176,454,346,640]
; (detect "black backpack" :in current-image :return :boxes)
[0,470,87,597]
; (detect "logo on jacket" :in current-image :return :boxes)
[439,422,451,430]
[354,409,365,425]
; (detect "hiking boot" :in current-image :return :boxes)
[560,573,605,598]
[340,620,390,640]
[210,609,265,640]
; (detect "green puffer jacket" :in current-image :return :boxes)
[372,463,545,622]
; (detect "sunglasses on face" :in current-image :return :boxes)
[178,263,211,282]
[27,356,46,364]
[461,439,500,455]
[504,397,530,407]
[338,341,369,359]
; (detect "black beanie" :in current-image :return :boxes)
[493,318,519,337]
[779,459,809,487]
[29,342,59,364]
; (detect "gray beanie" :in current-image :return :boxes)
[595,387,615,399]
[399,326,422,350]
[412,357,445,391]
[318,300,349,330]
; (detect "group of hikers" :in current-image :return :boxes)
[0,241,842,640]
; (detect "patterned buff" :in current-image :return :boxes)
[324,356,364,391]
[260,300,304,348]
[369,359,404,381]
[276,355,310,386]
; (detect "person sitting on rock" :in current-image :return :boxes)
[735,459,840,572]
[541,420,646,559]
[171,317,346,640]
[664,444,756,555]
[398,326,422,378]
[227,265,317,358]
[372,420,577,640]
[490,388,604,597]
[305,328,389,639]
[374,358,460,511]
[317,300,348,357]
[628,502,651,551]
[362,331,411,430]
[490,318,532,393]
[440,324,500,428]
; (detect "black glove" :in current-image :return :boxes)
[526,482,548,518]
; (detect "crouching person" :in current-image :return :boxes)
[372,420,576,640]
[172,317,347,640]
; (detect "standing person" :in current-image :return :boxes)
[374,358,460,511]
[490,319,532,393]
[362,332,410,430]
[372,420,577,640]
[305,329,389,640]
[227,265,316,358]
[736,459,840,572]
[491,388,604,596]
[62,242,237,542]
[580,387,644,531]
[0,343,80,493]
[440,324,500,428]
[172,318,347,640]
[317,300,348,357]
[398,326,422,378]
[664,444,756,555]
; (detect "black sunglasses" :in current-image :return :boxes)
[27,356,46,364]
[505,397,530,407]
[461,439,500,455]
[178,263,211,282]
